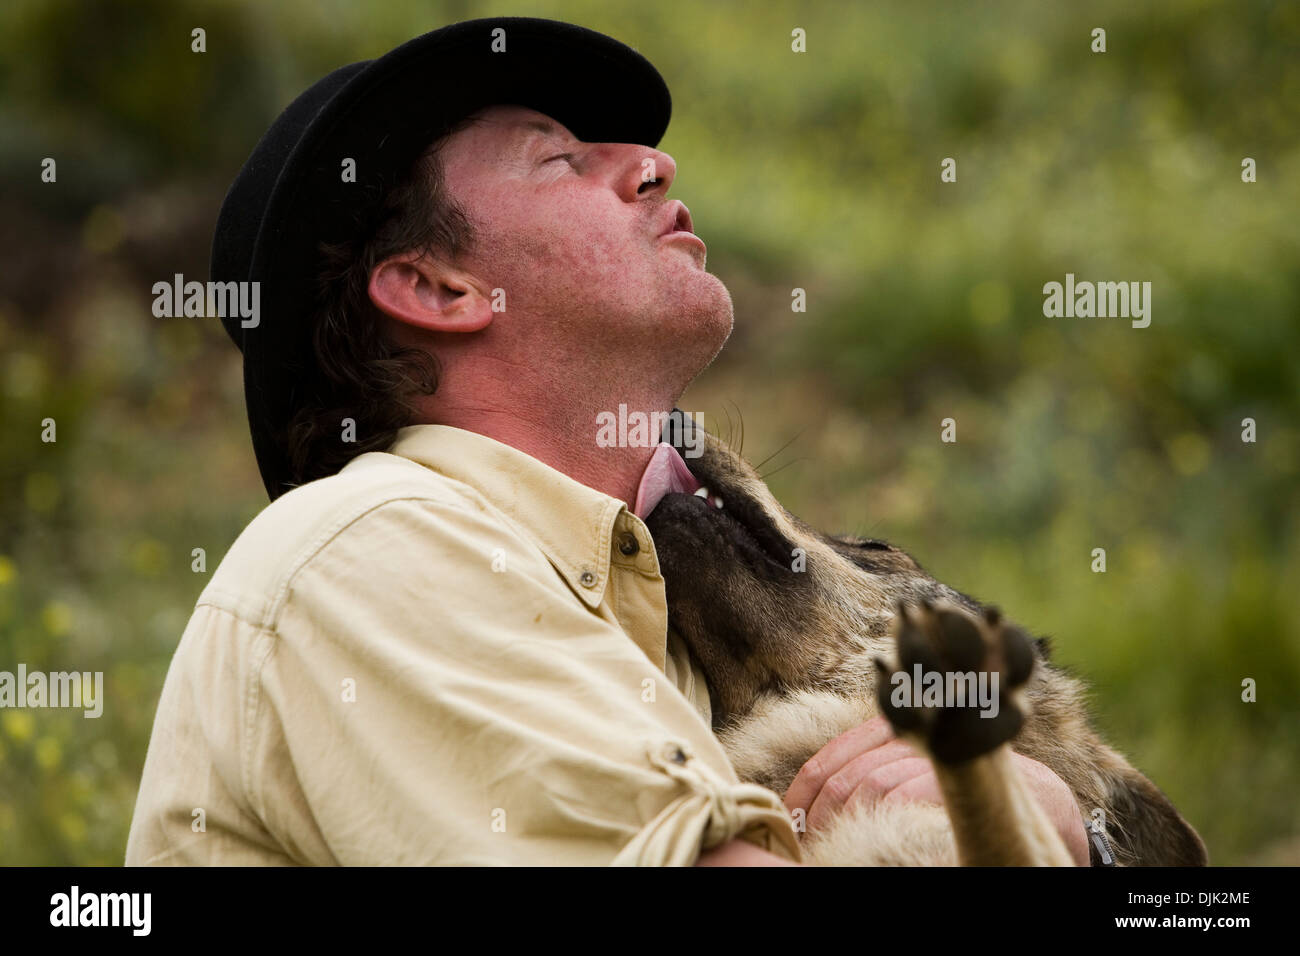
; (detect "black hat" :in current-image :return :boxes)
[210,17,672,500]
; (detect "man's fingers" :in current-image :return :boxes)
[879,769,944,809]
[784,714,895,813]
[857,756,933,803]
[805,748,928,831]
[787,728,1087,862]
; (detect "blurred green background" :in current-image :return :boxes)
[1,0,1297,864]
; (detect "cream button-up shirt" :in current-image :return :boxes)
[125,424,801,865]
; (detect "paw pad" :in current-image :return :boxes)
[873,599,1036,764]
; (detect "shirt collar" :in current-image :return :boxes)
[385,424,695,608]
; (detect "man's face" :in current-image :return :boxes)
[434,104,733,392]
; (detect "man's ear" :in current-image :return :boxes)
[367,250,494,333]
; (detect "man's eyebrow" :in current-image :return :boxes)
[521,118,559,137]
[514,118,571,157]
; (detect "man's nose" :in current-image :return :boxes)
[634,148,677,196]
[594,142,677,201]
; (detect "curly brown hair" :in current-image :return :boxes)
[284,118,480,488]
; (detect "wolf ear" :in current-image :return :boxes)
[1105,769,1209,866]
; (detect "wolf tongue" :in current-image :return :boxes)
[634,442,701,519]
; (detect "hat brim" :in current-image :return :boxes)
[211,17,672,499]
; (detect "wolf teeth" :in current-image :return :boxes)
[692,486,724,509]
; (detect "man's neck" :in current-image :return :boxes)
[427,398,673,512]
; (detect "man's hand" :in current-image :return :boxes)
[783,715,1090,866]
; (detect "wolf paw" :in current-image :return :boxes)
[873,599,1035,764]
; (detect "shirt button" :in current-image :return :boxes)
[664,743,690,764]
[617,532,640,556]
[579,569,597,588]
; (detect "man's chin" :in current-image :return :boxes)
[673,276,734,381]
[702,297,734,364]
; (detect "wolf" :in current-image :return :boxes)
[644,423,1208,866]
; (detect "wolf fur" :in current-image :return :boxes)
[645,425,1208,866]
